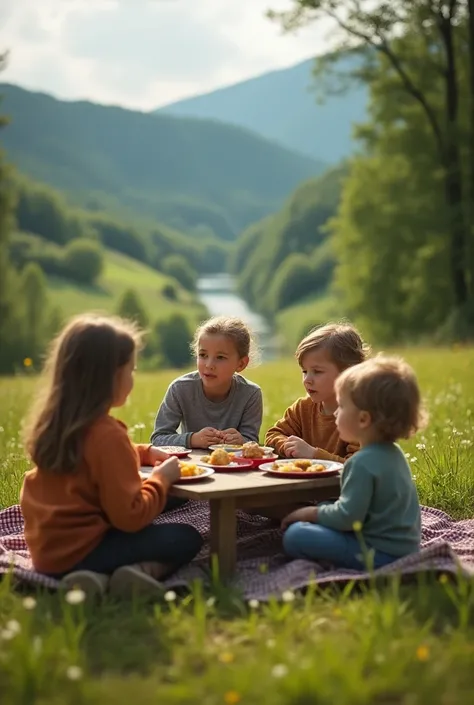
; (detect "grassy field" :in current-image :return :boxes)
[45,249,206,326]
[0,348,473,704]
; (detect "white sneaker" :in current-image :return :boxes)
[60,570,109,599]
[109,565,164,599]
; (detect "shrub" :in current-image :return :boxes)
[63,239,104,285]
[154,313,192,368]
[162,255,197,292]
[116,289,149,329]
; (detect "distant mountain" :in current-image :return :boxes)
[157,54,368,164]
[0,84,325,240]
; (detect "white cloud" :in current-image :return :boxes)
[1,0,334,110]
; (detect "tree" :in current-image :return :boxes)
[269,253,322,312]
[20,262,48,361]
[0,51,22,372]
[269,0,474,333]
[154,314,193,368]
[162,254,197,292]
[63,239,104,285]
[116,289,149,329]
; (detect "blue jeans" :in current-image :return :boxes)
[51,523,203,578]
[283,522,399,571]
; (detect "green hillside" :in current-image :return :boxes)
[0,83,324,240]
[232,164,347,318]
[157,54,368,164]
[44,249,206,325]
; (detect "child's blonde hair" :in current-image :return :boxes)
[24,314,142,475]
[191,316,257,362]
[336,355,427,443]
[296,322,371,370]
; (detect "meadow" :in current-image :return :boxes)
[44,249,205,326]
[0,348,473,704]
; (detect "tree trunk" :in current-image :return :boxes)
[467,0,474,300]
[439,15,469,308]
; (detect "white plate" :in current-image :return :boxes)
[259,458,343,477]
[208,443,244,452]
[140,466,215,483]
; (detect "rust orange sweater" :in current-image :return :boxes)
[20,415,170,574]
[265,397,359,463]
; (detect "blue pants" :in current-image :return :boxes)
[283,522,398,571]
[51,523,203,578]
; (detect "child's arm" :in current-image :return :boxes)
[90,429,176,532]
[281,457,372,531]
[315,442,360,464]
[150,384,191,448]
[316,457,373,531]
[265,400,303,456]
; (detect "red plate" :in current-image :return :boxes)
[197,456,254,472]
[158,446,192,458]
[260,459,342,479]
[234,450,279,468]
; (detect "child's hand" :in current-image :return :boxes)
[221,428,244,445]
[149,446,171,464]
[151,456,180,484]
[191,427,223,448]
[284,436,317,459]
[281,506,318,531]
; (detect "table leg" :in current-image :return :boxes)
[209,497,237,582]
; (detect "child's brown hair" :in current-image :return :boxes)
[24,314,142,475]
[191,316,258,363]
[296,322,371,370]
[336,355,427,443]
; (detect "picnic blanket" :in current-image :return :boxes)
[1,503,473,600]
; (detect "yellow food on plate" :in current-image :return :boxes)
[241,441,265,459]
[208,449,232,466]
[272,461,325,473]
[178,462,205,477]
[293,459,313,471]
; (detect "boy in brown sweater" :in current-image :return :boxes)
[265,323,371,463]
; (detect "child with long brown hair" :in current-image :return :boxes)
[21,314,202,598]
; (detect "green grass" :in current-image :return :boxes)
[46,250,206,325]
[0,348,474,704]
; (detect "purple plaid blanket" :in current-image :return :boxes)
[1,503,472,600]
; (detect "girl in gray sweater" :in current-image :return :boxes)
[151,316,263,449]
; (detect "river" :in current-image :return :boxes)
[196,274,279,361]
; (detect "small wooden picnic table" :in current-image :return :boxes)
[143,450,341,581]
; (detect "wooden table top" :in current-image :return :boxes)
[141,449,341,501]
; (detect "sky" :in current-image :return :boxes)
[0,0,333,111]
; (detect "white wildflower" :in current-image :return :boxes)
[206,596,216,608]
[416,443,426,451]
[271,664,288,678]
[0,628,15,641]
[6,620,21,635]
[164,590,177,602]
[411,457,417,463]
[248,599,259,610]
[22,596,37,610]
[65,588,86,605]
[281,590,295,603]
[66,665,83,681]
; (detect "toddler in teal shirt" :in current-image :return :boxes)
[282,355,426,570]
